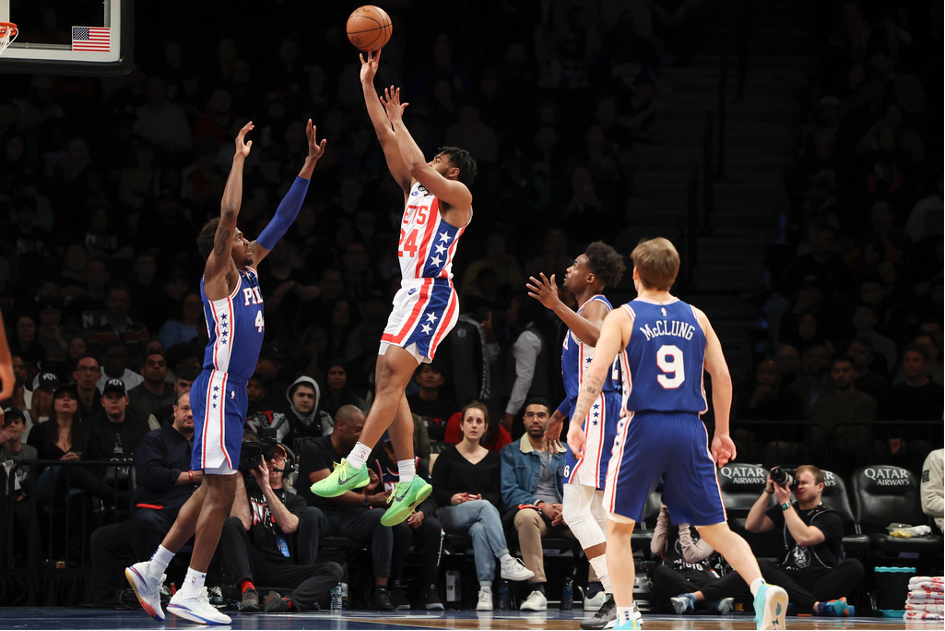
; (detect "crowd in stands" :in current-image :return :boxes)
[0,0,941,615]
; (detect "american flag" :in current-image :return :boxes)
[72,26,111,52]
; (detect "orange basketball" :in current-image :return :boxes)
[346,5,392,52]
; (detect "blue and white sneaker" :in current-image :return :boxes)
[124,561,165,621]
[168,587,232,625]
[753,582,788,630]
[671,593,696,614]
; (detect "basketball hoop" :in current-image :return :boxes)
[0,22,18,55]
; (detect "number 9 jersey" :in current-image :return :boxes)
[619,298,708,415]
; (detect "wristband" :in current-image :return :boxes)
[188,470,194,484]
[780,502,791,511]
[764,488,774,494]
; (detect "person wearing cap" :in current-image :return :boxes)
[127,350,175,422]
[224,439,343,613]
[27,372,60,437]
[0,405,39,567]
[255,343,289,402]
[27,381,87,464]
[86,378,149,463]
[90,391,203,608]
[370,431,444,610]
[72,354,104,421]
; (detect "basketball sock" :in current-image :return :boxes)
[397,459,416,483]
[617,606,636,623]
[749,577,765,597]
[589,556,612,593]
[181,567,207,597]
[147,545,174,581]
[240,580,255,594]
[346,443,372,469]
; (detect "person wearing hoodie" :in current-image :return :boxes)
[284,375,333,442]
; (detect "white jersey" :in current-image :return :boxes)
[397,181,469,281]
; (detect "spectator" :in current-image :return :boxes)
[89,392,202,606]
[35,295,71,368]
[224,442,343,613]
[432,401,534,611]
[810,356,876,469]
[71,354,104,421]
[96,339,145,392]
[244,373,290,443]
[27,372,58,435]
[0,405,39,567]
[499,398,578,611]
[87,283,151,368]
[649,505,734,616]
[920,449,943,534]
[66,258,110,332]
[298,405,402,611]
[284,376,333,442]
[85,379,149,474]
[847,337,890,405]
[133,77,193,153]
[874,342,942,473]
[127,351,175,422]
[146,363,201,431]
[460,234,524,297]
[318,359,367,422]
[157,292,203,349]
[736,359,805,465]
[406,360,457,442]
[8,313,46,378]
[498,292,550,436]
[790,343,835,418]
[370,432,444,610]
[851,304,896,375]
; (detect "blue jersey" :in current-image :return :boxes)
[200,267,265,382]
[620,298,707,415]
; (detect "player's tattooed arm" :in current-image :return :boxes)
[213,227,231,257]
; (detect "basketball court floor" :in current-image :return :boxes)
[0,608,932,630]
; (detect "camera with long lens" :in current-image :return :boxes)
[770,466,797,489]
[239,428,279,475]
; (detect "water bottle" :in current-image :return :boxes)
[497,580,509,611]
[330,583,343,613]
[341,582,348,611]
[561,576,573,611]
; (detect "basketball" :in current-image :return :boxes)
[346,5,392,52]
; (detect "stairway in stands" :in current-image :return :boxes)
[620,0,813,378]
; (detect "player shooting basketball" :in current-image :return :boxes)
[311,49,477,528]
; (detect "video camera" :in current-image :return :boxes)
[770,466,797,489]
[239,428,279,475]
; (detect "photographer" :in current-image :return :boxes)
[744,465,864,616]
[223,440,342,613]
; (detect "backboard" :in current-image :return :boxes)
[0,0,133,75]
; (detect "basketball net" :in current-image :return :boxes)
[0,22,18,55]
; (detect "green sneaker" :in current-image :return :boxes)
[310,459,370,497]
[380,477,433,526]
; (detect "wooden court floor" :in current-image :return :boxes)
[0,608,935,630]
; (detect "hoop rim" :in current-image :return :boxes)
[0,21,17,37]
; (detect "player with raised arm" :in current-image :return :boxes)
[311,49,476,528]
[125,120,326,625]
[527,242,628,628]
[568,238,788,631]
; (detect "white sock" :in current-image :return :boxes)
[499,553,513,564]
[181,567,207,597]
[589,555,611,593]
[397,459,416,483]
[617,606,636,623]
[750,577,765,597]
[346,442,372,469]
[147,545,174,581]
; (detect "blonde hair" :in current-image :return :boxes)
[631,237,680,291]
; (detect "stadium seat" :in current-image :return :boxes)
[717,463,769,517]
[849,465,943,565]
[819,469,870,553]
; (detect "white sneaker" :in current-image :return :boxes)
[476,586,493,611]
[124,561,165,621]
[520,590,548,611]
[584,590,607,611]
[603,602,642,629]
[168,587,232,625]
[499,557,535,581]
